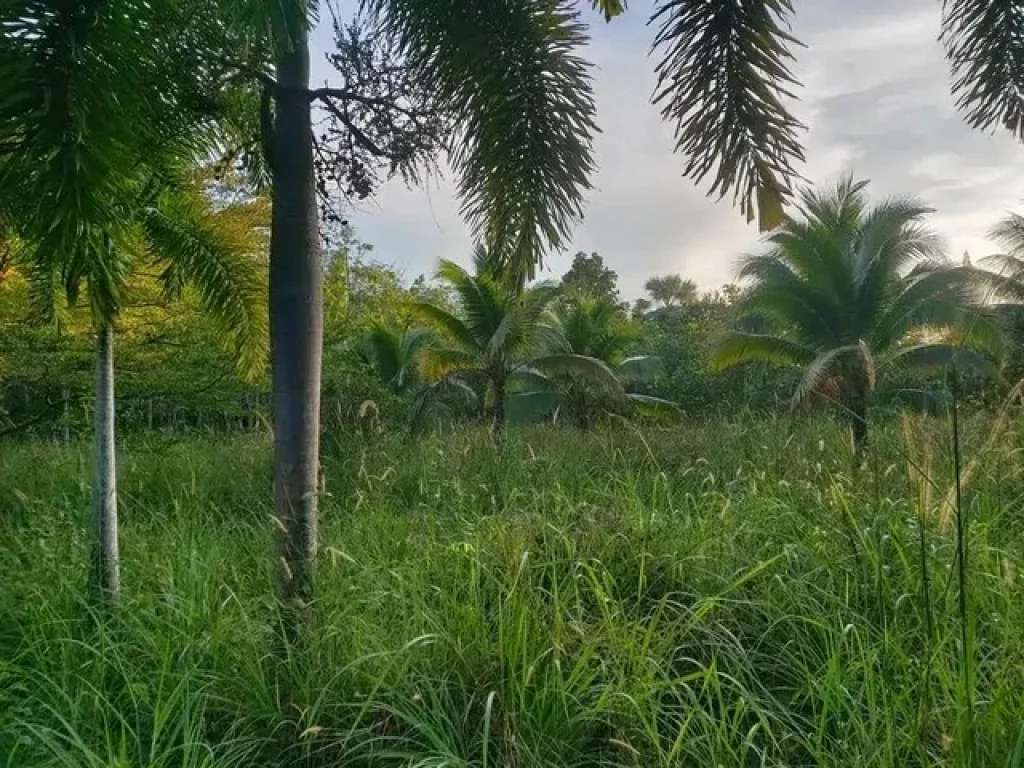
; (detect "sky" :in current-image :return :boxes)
[309,0,1024,299]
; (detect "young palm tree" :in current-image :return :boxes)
[21,179,265,599]
[507,299,676,428]
[1,1,266,599]
[412,251,621,436]
[359,323,434,396]
[713,178,994,451]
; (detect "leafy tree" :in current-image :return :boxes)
[560,252,620,305]
[644,274,698,307]
[631,298,653,319]
[412,250,619,436]
[507,298,676,428]
[713,178,996,451]
[637,287,795,415]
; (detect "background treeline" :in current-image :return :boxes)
[5,236,1019,443]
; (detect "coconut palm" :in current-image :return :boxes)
[359,323,434,396]
[507,299,677,428]
[713,178,995,451]
[412,251,622,436]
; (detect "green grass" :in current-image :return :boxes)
[2,416,1024,766]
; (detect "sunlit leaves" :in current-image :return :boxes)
[591,0,626,22]
[140,187,268,376]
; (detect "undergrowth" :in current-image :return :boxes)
[1,415,1023,766]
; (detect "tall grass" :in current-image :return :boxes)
[1,417,1023,766]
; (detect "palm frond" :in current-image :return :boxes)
[713,332,814,372]
[942,0,1024,140]
[507,368,558,393]
[738,280,843,346]
[796,176,868,231]
[651,0,805,230]
[883,343,997,378]
[506,391,560,424]
[615,355,665,385]
[854,197,941,323]
[871,264,981,349]
[361,323,403,384]
[625,392,682,419]
[412,301,479,352]
[436,259,503,345]
[371,0,596,281]
[530,353,624,396]
[590,0,627,22]
[410,371,482,432]
[361,324,433,392]
[140,190,267,375]
[989,213,1024,256]
[494,282,561,361]
[791,343,870,409]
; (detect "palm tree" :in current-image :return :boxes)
[2,0,601,624]
[507,299,676,428]
[713,178,994,451]
[204,0,600,628]
[359,323,434,396]
[412,251,621,436]
[23,179,265,599]
[1,2,267,600]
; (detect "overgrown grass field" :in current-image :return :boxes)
[2,417,1023,766]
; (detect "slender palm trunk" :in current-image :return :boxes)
[91,322,119,601]
[849,388,868,454]
[269,10,322,637]
[491,376,506,437]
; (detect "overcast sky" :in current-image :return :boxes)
[309,0,1024,299]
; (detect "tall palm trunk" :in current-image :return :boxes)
[269,10,322,637]
[91,322,119,600]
